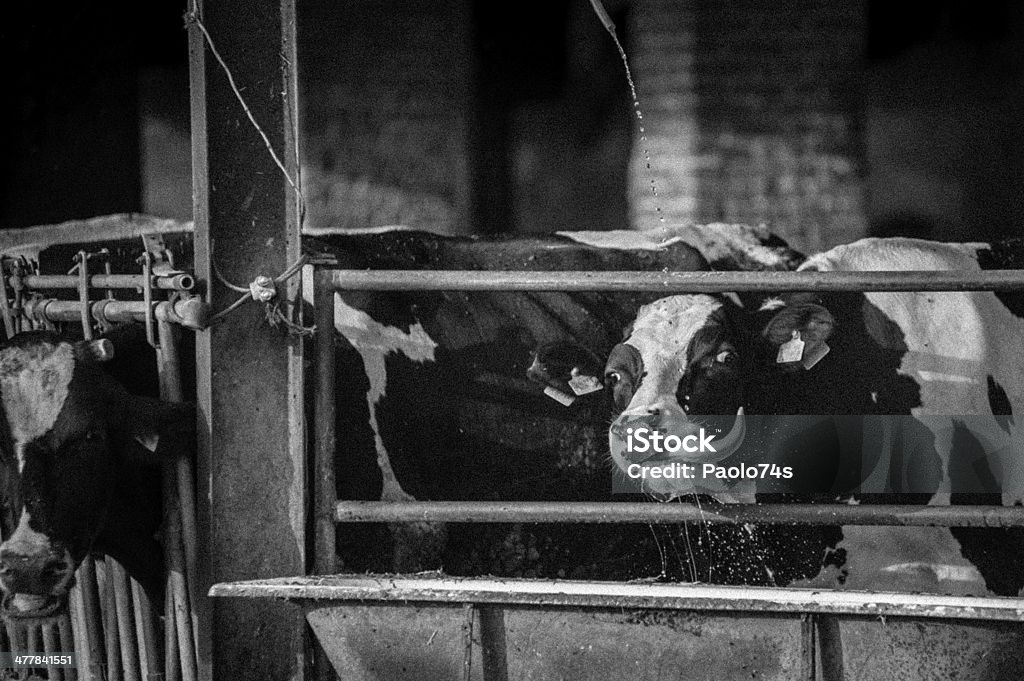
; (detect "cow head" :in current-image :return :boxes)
[603,295,751,494]
[0,331,191,617]
[600,290,862,493]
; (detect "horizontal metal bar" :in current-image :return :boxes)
[322,269,1024,293]
[209,575,1024,622]
[15,273,194,291]
[335,501,1024,528]
[22,298,207,328]
[321,268,1024,292]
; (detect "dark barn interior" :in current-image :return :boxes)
[2,1,1022,246]
[3,2,1024,680]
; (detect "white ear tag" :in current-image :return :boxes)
[802,341,830,370]
[134,433,161,453]
[776,331,805,364]
[543,386,576,406]
[568,368,603,396]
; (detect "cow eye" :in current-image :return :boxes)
[605,371,622,385]
[715,350,737,365]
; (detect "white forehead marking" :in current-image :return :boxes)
[624,296,721,404]
[758,297,786,312]
[5,507,50,547]
[0,342,75,472]
[627,295,722,351]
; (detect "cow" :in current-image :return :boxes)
[3,221,799,596]
[302,224,808,578]
[0,326,192,617]
[588,236,1024,595]
[2,221,826,587]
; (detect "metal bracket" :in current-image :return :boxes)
[142,233,177,276]
[0,258,17,339]
[140,251,157,348]
[137,233,180,348]
[69,251,93,340]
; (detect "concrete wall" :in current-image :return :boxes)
[628,0,868,252]
[865,2,1024,242]
[299,0,473,235]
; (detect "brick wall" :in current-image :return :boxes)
[300,0,472,234]
[628,0,867,252]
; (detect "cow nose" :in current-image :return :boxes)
[0,546,71,595]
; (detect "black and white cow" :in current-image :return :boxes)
[596,236,1024,594]
[303,224,806,578]
[0,327,191,616]
[2,221,802,595]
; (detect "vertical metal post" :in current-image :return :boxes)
[816,615,845,681]
[156,313,200,661]
[801,613,817,681]
[311,269,338,681]
[77,558,106,680]
[314,269,337,576]
[188,0,305,678]
[478,607,509,681]
[461,604,475,681]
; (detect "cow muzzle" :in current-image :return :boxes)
[0,541,75,618]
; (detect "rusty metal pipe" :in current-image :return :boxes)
[155,319,197,681]
[109,558,141,681]
[324,268,1024,293]
[17,273,194,291]
[334,500,1024,528]
[22,298,208,328]
[99,558,124,681]
[156,315,200,659]
[130,577,160,681]
[77,557,106,680]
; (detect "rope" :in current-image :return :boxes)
[185,6,313,336]
[184,4,303,209]
[206,254,314,336]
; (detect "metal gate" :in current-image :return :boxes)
[0,230,202,681]
[209,263,1024,680]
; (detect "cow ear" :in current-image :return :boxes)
[124,397,194,456]
[761,301,835,368]
[74,339,116,363]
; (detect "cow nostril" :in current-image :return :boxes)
[647,407,660,416]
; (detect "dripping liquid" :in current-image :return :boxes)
[606,30,665,224]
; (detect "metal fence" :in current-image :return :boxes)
[304,263,1024,680]
[1,242,201,681]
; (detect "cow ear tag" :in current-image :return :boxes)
[543,386,576,407]
[776,330,805,364]
[568,368,603,396]
[801,341,830,370]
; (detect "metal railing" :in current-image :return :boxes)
[312,265,1024,577]
[0,237,202,681]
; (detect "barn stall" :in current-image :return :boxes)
[3,0,1024,679]
[0,218,201,680]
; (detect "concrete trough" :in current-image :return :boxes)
[211,576,1024,680]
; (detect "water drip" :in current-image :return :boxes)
[588,0,666,224]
